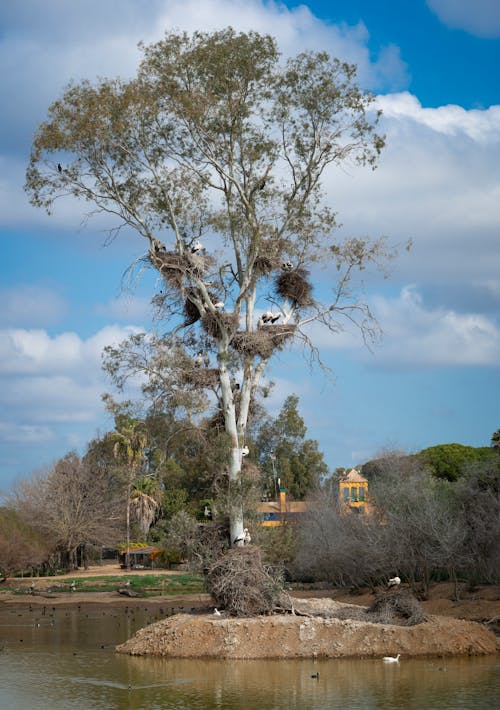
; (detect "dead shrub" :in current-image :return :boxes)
[368,589,425,626]
[206,546,284,617]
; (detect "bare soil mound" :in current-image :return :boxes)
[116,597,498,660]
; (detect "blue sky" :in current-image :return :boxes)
[1,0,499,495]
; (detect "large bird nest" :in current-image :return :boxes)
[183,293,202,326]
[201,311,240,340]
[253,237,287,276]
[232,324,297,359]
[205,410,226,434]
[183,368,220,388]
[206,546,284,617]
[276,268,313,307]
[149,249,214,290]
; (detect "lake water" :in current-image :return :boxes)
[0,604,498,709]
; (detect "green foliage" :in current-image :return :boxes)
[256,395,328,499]
[418,443,495,481]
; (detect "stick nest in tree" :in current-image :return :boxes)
[232,325,296,359]
[367,589,425,626]
[206,546,284,617]
[205,410,226,433]
[276,268,313,307]
[254,237,285,275]
[201,312,240,339]
[149,249,214,290]
[183,294,202,326]
[183,368,220,388]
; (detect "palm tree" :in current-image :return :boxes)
[130,477,161,537]
[111,416,149,570]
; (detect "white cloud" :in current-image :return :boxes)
[375,92,500,141]
[371,286,500,366]
[426,0,500,38]
[312,285,500,368]
[323,93,500,291]
[0,325,141,376]
[0,322,145,485]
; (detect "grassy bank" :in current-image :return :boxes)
[3,573,205,598]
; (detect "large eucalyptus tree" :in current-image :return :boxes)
[26,28,393,545]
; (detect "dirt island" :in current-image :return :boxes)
[2,568,498,660]
[115,594,498,660]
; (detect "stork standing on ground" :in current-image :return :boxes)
[388,576,401,587]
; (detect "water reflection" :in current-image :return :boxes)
[0,606,498,710]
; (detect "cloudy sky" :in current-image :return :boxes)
[1,0,499,495]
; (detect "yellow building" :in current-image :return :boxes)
[338,468,370,513]
[258,488,308,527]
[258,469,370,526]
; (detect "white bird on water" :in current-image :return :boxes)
[388,576,401,587]
[383,654,400,663]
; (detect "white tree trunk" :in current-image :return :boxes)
[219,347,245,546]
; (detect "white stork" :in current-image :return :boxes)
[233,528,251,545]
[191,239,203,253]
[388,576,401,587]
[383,654,400,663]
[262,311,281,324]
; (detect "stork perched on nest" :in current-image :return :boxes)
[281,261,293,271]
[233,528,251,545]
[262,311,281,324]
[191,239,203,253]
[388,576,401,588]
